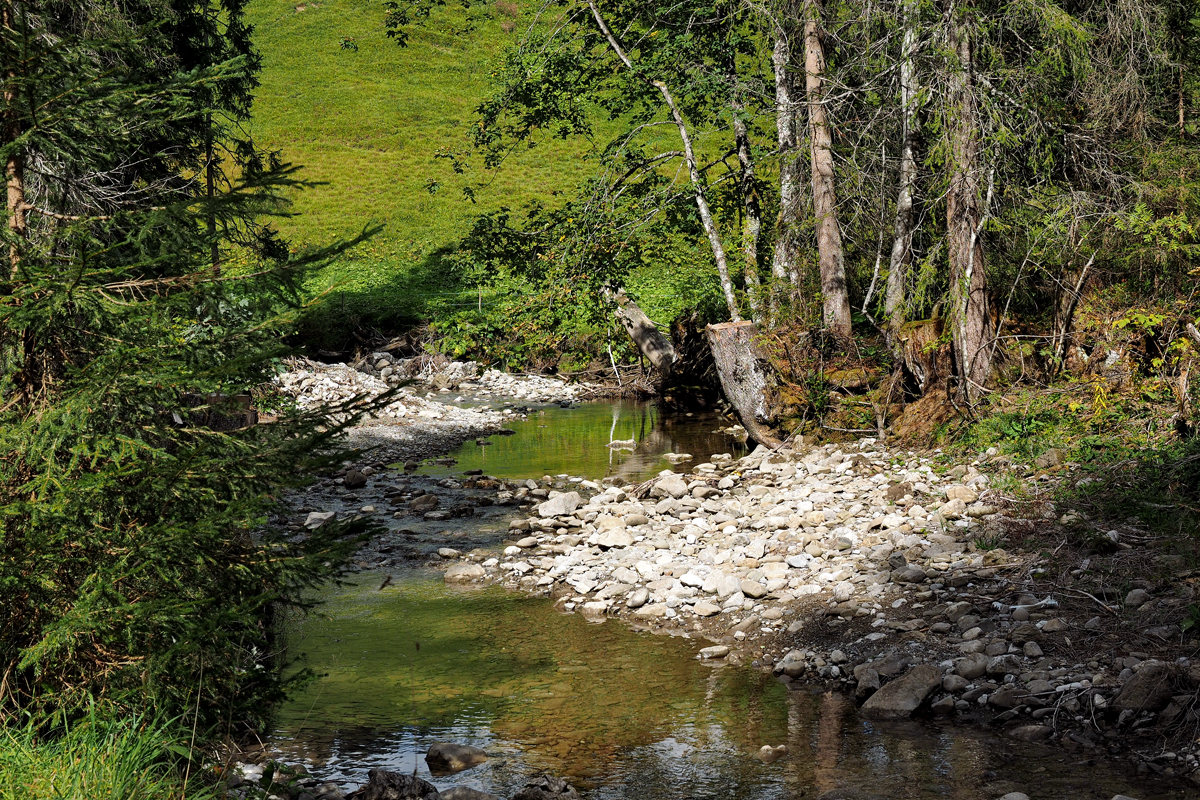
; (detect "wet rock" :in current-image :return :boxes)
[755,744,788,763]
[444,563,486,583]
[1111,661,1174,712]
[1006,725,1052,742]
[344,469,369,489]
[699,645,731,659]
[351,768,439,800]
[512,775,582,800]
[425,742,488,774]
[930,695,956,715]
[859,664,942,720]
[439,788,500,800]
[410,494,439,512]
[855,667,880,700]
[538,491,581,518]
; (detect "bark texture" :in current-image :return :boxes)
[945,1,992,402]
[705,321,783,448]
[885,0,919,340]
[732,92,763,323]
[609,288,677,378]
[4,0,26,279]
[803,0,851,340]
[771,4,804,308]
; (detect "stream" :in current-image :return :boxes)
[271,401,1177,800]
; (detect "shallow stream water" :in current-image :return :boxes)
[272,401,1178,800]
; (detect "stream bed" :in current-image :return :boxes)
[271,401,1178,800]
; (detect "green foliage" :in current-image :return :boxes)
[0,1,379,733]
[0,706,213,800]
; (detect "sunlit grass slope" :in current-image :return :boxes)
[246,0,599,334]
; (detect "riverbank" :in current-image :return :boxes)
[256,362,1200,798]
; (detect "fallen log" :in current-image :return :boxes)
[608,288,676,378]
[705,320,783,448]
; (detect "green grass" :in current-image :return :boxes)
[0,709,214,800]
[246,0,601,334]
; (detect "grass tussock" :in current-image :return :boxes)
[0,708,214,800]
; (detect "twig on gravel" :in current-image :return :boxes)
[1059,587,1119,615]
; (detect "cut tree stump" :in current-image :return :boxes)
[705,321,783,448]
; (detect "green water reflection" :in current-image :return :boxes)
[274,575,1172,800]
[417,402,747,483]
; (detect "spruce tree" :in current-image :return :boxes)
[0,1,374,732]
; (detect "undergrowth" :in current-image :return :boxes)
[0,707,213,800]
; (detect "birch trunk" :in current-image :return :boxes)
[732,94,763,323]
[945,1,992,403]
[771,6,804,309]
[588,1,741,322]
[884,0,919,340]
[803,0,851,340]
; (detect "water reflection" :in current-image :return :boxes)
[273,575,1173,799]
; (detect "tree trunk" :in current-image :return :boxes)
[3,0,26,280]
[884,0,919,341]
[945,0,991,403]
[803,0,851,340]
[705,321,783,448]
[607,288,677,379]
[771,5,803,313]
[588,0,741,322]
[732,91,763,323]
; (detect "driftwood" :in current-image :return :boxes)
[607,288,676,378]
[705,321,783,448]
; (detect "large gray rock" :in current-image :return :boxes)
[305,511,337,529]
[512,775,581,800]
[538,491,581,518]
[444,563,486,583]
[426,742,488,774]
[859,664,942,720]
[653,474,689,499]
[1111,661,1175,712]
[596,528,633,548]
[740,579,768,599]
[351,769,439,800]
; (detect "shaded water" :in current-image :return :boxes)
[418,402,748,483]
[274,574,1170,800]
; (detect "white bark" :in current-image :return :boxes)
[587,1,741,322]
